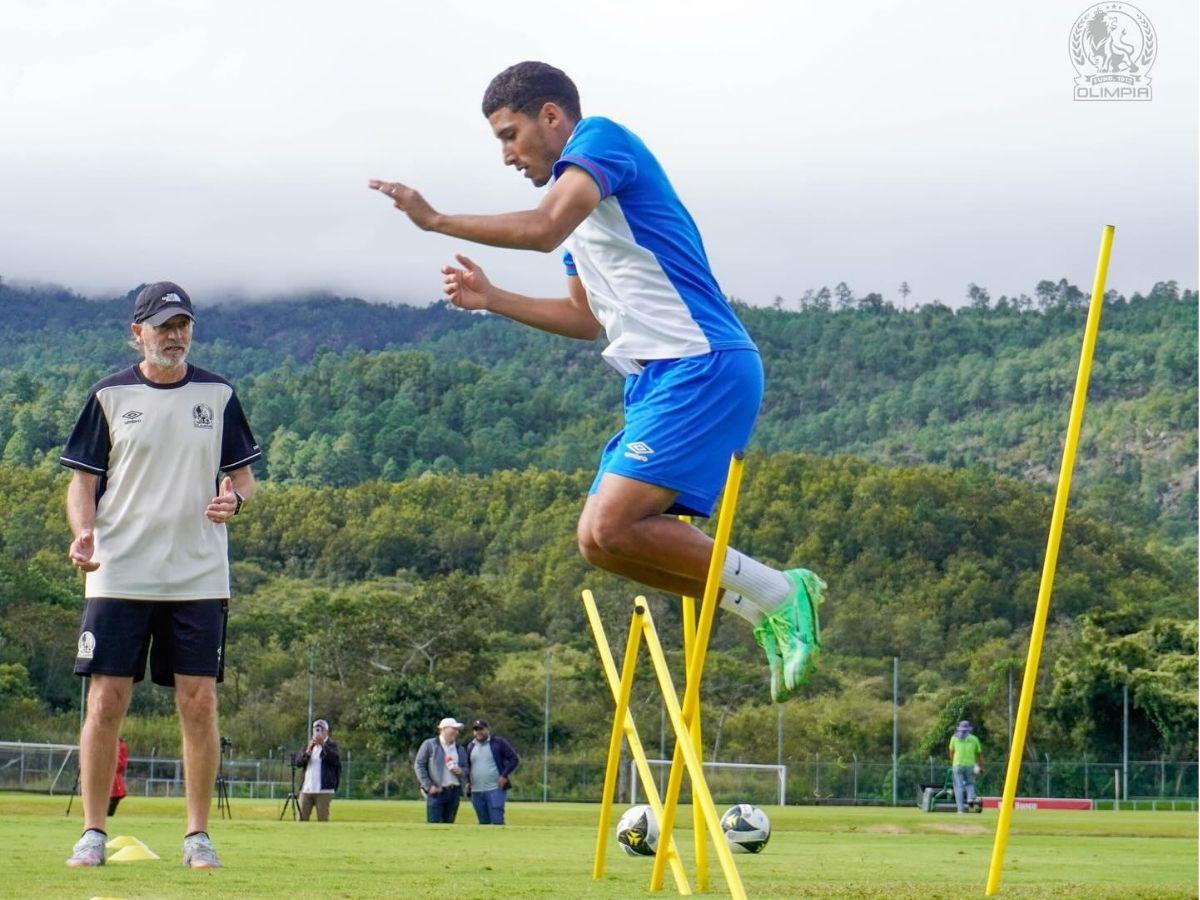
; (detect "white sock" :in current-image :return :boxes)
[719,590,765,626]
[721,549,790,610]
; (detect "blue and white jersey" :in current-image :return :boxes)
[552,117,756,375]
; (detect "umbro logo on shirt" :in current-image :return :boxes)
[121,411,143,424]
[624,441,655,462]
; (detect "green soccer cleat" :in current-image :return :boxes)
[765,568,825,696]
[752,619,789,703]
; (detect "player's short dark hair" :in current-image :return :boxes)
[482,61,581,122]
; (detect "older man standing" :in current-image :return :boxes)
[60,282,260,868]
[414,717,470,823]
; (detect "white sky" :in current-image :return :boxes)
[1,0,1196,307]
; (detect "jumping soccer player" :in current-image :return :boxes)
[369,61,823,701]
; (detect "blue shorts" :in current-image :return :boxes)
[589,349,763,517]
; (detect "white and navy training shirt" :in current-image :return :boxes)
[552,116,757,375]
[60,364,261,601]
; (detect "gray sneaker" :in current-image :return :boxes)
[66,829,107,867]
[182,832,223,869]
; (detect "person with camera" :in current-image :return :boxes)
[292,719,341,821]
[61,282,260,869]
[414,717,470,824]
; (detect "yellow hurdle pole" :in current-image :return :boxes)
[582,590,692,895]
[652,453,747,892]
[641,599,748,900]
[985,224,1115,896]
[594,604,646,881]
[679,515,709,893]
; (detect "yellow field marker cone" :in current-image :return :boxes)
[108,839,160,862]
[105,835,140,850]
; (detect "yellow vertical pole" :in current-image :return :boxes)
[679,516,709,892]
[652,453,746,892]
[641,600,747,900]
[985,224,1115,896]
[594,604,646,881]
[583,590,691,894]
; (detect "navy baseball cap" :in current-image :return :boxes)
[133,281,196,326]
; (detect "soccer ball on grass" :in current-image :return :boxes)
[720,803,771,853]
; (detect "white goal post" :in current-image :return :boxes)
[0,741,78,794]
[630,757,787,807]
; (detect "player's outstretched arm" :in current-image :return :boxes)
[369,167,601,253]
[442,255,600,341]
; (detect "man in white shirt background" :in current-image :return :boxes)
[293,719,341,821]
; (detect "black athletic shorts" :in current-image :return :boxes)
[74,598,228,687]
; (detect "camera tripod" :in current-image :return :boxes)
[279,748,301,820]
[216,737,232,819]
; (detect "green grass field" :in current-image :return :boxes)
[3,793,1195,899]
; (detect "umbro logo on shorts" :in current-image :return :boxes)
[624,441,655,462]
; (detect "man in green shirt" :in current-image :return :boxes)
[948,720,983,813]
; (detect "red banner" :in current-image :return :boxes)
[982,797,1094,811]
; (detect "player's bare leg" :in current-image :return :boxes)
[177,674,223,868]
[66,675,133,866]
[577,473,824,700]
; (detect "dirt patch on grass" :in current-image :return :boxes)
[865,823,911,834]
[928,822,988,835]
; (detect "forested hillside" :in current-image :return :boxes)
[1,279,1194,539]
[0,277,1194,780]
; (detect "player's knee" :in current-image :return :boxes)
[175,681,217,722]
[86,691,127,728]
[576,513,605,563]
[588,512,636,559]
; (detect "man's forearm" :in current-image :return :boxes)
[486,287,601,340]
[432,210,561,253]
[66,474,97,537]
[227,465,256,502]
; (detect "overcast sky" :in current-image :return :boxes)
[2,0,1196,308]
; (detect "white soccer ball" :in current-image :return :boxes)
[720,803,771,854]
[616,804,659,857]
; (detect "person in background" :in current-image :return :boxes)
[293,719,341,821]
[414,717,470,823]
[948,719,983,813]
[467,719,520,825]
[107,738,128,817]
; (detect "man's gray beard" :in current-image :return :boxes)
[145,347,188,370]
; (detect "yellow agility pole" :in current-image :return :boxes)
[985,224,1115,896]
[680,587,709,892]
[652,452,747,892]
[640,599,748,900]
[594,602,648,881]
[582,590,691,894]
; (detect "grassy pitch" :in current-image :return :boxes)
[2,793,1195,898]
